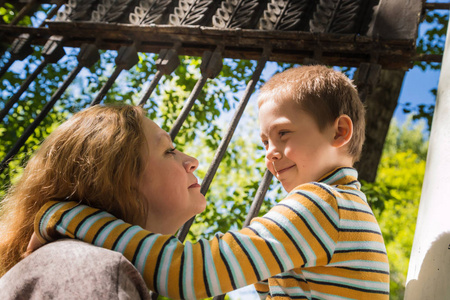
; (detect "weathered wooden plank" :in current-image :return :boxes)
[0,22,416,69]
[367,0,422,40]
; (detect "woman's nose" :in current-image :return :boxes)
[183,154,199,172]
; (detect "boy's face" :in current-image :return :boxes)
[259,99,338,192]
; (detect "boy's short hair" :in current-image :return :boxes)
[257,65,365,162]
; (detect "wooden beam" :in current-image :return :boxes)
[423,3,450,10]
[0,22,417,70]
[413,53,443,63]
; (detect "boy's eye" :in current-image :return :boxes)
[279,131,289,137]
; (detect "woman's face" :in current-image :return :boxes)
[139,118,206,234]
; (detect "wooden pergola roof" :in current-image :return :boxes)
[1,0,422,69]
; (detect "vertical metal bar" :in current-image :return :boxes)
[242,169,273,227]
[138,44,181,107]
[9,0,38,26]
[168,45,223,139]
[0,59,14,78]
[0,64,83,174]
[138,70,163,107]
[176,47,270,242]
[0,59,47,122]
[0,35,65,123]
[90,67,124,106]
[90,45,139,106]
[200,49,270,195]
[168,75,208,139]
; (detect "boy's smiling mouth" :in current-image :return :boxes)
[274,164,295,175]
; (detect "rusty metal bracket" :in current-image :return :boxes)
[115,44,139,70]
[90,43,139,106]
[77,43,100,68]
[155,42,181,75]
[200,45,224,79]
[138,42,182,106]
[0,33,34,78]
[42,35,66,63]
[9,33,34,61]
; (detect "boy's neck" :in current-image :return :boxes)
[319,155,354,179]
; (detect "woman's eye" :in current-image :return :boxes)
[279,131,289,137]
[167,147,176,155]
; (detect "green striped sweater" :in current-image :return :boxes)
[35,167,389,299]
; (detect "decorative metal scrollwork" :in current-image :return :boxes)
[55,0,98,22]
[169,0,215,26]
[90,0,140,23]
[259,0,311,31]
[310,0,361,34]
[212,0,261,29]
[129,0,173,25]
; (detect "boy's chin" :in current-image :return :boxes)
[282,179,310,193]
[282,182,295,193]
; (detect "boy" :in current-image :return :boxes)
[32,65,389,299]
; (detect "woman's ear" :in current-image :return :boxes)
[332,114,353,148]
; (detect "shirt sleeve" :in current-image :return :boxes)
[254,279,269,299]
[35,183,340,299]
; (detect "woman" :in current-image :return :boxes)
[0,104,206,298]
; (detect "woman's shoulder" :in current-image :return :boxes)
[33,239,125,261]
[0,239,150,299]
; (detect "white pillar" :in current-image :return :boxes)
[405,15,450,299]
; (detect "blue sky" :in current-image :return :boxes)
[394,3,448,125]
[396,66,440,124]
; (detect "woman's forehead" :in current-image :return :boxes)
[143,118,172,145]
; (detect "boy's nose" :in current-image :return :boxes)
[266,145,282,161]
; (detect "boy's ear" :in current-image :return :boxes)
[332,114,353,148]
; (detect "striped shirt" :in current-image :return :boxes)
[35,167,389,299]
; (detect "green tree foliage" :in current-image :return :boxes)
[0,4,76,197]
[403,9,448,129]
[362,118,428,299]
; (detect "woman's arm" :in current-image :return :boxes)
[35,186,339,299]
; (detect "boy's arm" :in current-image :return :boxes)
[254,280,269,299]
[35,185,339,299]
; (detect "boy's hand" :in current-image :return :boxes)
[22,232,46,258]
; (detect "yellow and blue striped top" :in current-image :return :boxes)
[35,167,389,299]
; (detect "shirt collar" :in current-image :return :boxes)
[318,167,360,189]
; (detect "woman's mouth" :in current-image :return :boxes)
[189,183,201,189]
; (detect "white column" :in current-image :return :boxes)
[405,15,450,299]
